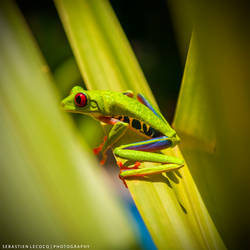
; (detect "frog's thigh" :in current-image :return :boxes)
[114,136,184,165]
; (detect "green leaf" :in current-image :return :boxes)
[54,0,226,249]
[171,1,250,248]
[0,1,138,248]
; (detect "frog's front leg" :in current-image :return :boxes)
[113,136,184,182]
[95,121,129,164]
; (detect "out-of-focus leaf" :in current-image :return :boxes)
[171,0,250,248]
[53,56,82,97]
[0,1,138,248]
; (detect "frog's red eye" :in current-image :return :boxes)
[74,93,87,107]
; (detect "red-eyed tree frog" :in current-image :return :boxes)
[62,86,184,186]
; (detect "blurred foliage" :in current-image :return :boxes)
[171,0,250,249]
[0,1,139,248]
[54,0,225,249]
[53,57,82,97]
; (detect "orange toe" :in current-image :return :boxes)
[100,158,106,165]
[117,161,124,168]
[134,161,141,168]
[93,147,101,155]
[93,136,108,155]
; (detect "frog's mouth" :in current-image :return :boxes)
[61,103,80,113]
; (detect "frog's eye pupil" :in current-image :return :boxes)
[74,93,87,107]
[76,95,81,104]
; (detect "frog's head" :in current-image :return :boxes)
[61,86,100,114]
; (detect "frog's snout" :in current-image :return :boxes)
[61,100,65,108]
[61,98,67,109]
[61,95,75,111]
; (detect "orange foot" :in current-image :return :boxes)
[117,161,141,169]
[93,136,107,155]
[117,161,141,188]
[100,154,107,165]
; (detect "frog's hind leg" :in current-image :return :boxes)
[119,162,183,187]
[114,136,183,165]
[114,136,184,185]
[120,164,183,179]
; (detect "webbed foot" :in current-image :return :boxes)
[117,161,141,188]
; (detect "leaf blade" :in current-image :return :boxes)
[54,0,226,249]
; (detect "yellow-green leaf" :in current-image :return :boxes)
[54,0,226,249]
[171,0,250,248]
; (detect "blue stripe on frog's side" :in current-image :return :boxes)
[124,136,172,152]
[137,94,162,120]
